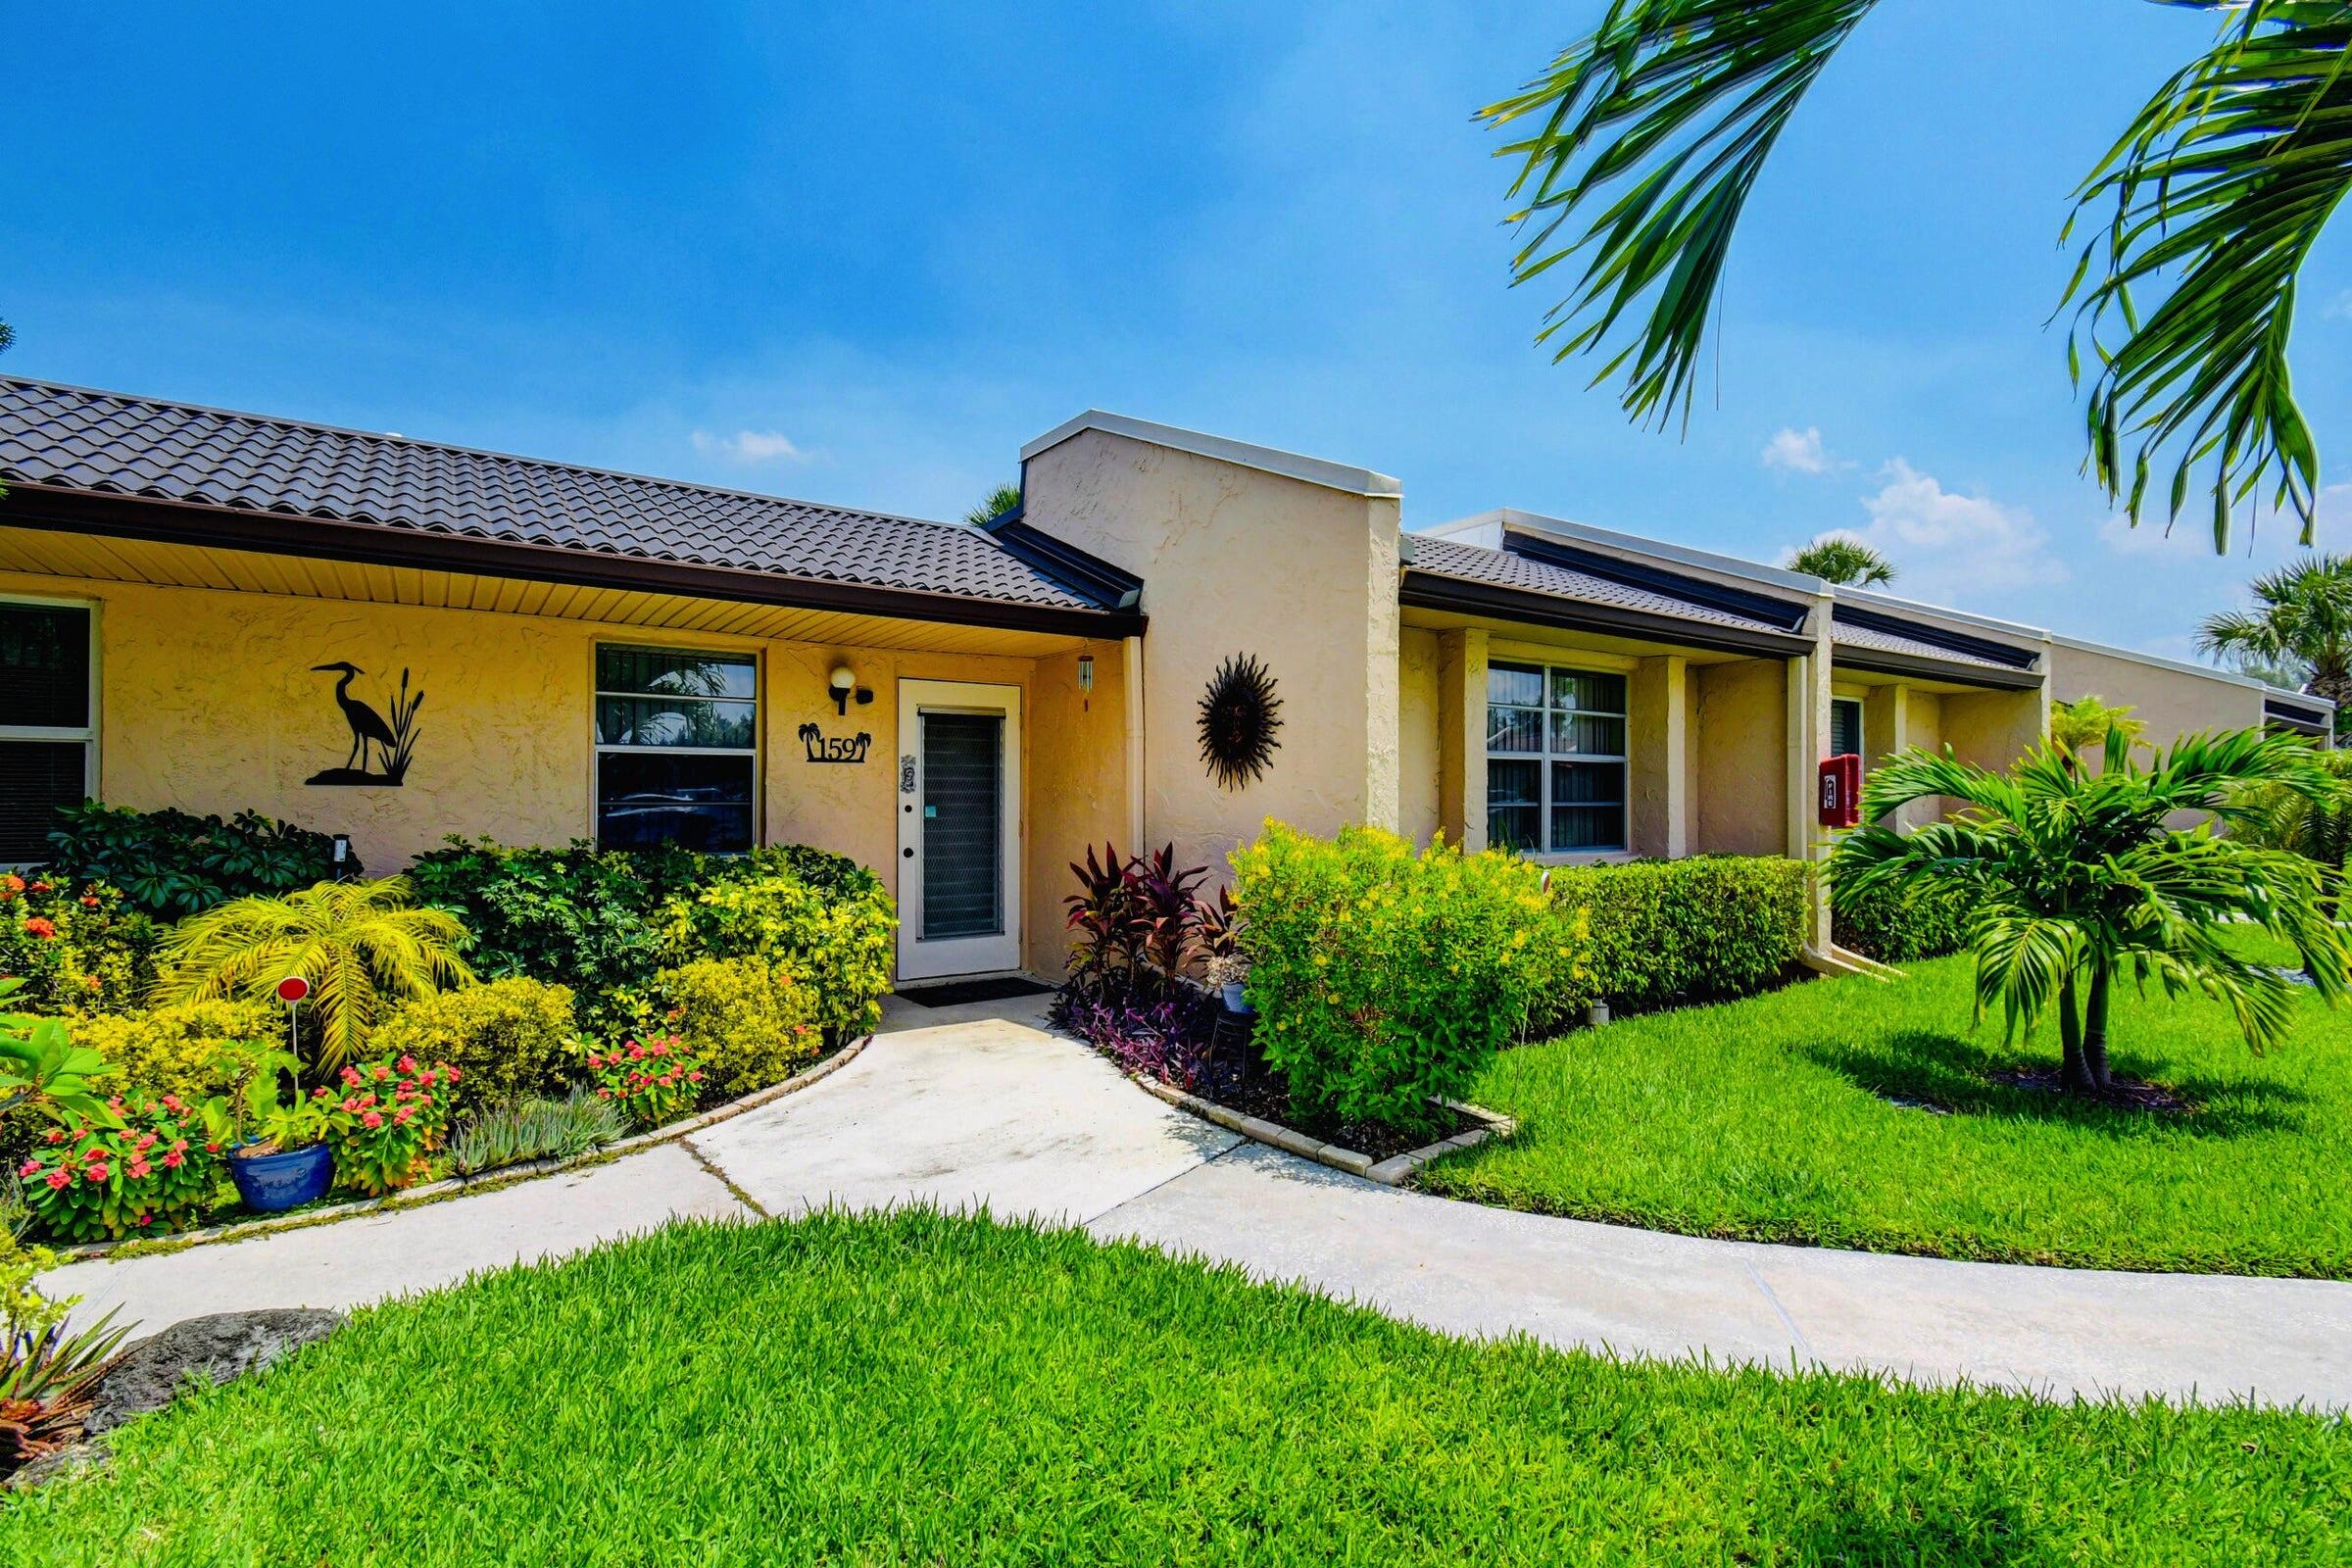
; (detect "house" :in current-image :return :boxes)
[0,380,2329,981]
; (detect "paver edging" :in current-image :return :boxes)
[1131,1076,1515,1185]
[53,1033,874,1264]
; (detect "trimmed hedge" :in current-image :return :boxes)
[1831,877,1977,964]
[1233,823,1586,1131]
[1544,856,1810,1012]
[650,956,825,1098]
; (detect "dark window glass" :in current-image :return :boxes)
[0,605,90,729]
[1487,705,1544,753]
[1551,669,1626,714]
[1831,699,1864,759]
[0,740,86,861]
[1487,662,1545,708]
[1549,711,1626,758]
[595,696,757,750]
[1487,759,1542,854]
[1551,760,1627,852]
[921,711,1004,940]
[595,753,754,853]
[596,646,756,700]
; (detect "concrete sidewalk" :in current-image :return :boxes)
[39,1005,2352,1412]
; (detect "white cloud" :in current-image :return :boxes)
[1847,459,2066,599]
[690,428,810,465]
[1761,425,1835,474]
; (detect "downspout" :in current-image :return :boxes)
[1123,633,1146,851]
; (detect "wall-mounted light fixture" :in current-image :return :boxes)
[829,663,856,716]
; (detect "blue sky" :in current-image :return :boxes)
[7,1,2349,661]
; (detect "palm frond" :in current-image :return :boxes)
[1481,0,1881,428]
[2066,1,2352,549]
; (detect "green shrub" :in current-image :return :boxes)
[367,976,577,1114]
[62,997,277,1102]
[410,839,892,1038]
[407,839,700,1028]
[1544,856,1809,1012]
[40,802,351,918]
[1232,823,1584,1132]
[659,861,895,1040]
[649,956,823,1098]
[1831,875,1977,963]
[0,876,160,1015]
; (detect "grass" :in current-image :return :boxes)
[4,1210,2344,1565]
[1423,940,2352,1277]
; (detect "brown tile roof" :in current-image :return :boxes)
[0,377,1108,612]
[1406,534,1804,639]
[1829,616,2023,672]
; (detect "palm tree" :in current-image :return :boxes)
[2049,695,2145,771]
[2235,746,2352,897]
[1484,2,2349,552]
[1788,536,1895,587]
[2197,554,2352,712]
[155,877,472,1070]
[1829,727,2348,1095]
[965,482,1022,529]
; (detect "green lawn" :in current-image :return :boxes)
[4,1211,2343,1565]
[1423,943,2352,1277]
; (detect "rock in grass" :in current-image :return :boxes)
[82,1307,343,1435]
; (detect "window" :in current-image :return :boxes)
[0,598,96,864]
[1831,698,1864,760]
[594,644,758,852]
[1487,661,1627,855]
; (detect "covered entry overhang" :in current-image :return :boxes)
[0,376,1149,982]
[1398,525,1824,864]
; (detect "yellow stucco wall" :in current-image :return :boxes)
[1396,626,1441,847]
[2046,642,2265,752]
[1022,428,1402,884]
[1691,657,1790,856]
[0,564,1127,977]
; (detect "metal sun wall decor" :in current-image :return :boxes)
[1197,653,1282,790]
[798,723,872,764]
[306,662,424,786]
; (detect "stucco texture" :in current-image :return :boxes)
[2048,644,2263,754]
[1022,429,1401,884]
[0,564,1127,978]
[1691,657,1789,856]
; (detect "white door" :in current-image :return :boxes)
[896,680,1022,981]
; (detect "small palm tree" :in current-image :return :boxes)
[2197,554,2352,713]
[1830,727,2349,1096]
[2236,746,2352,894]
[2049,695,2144,772]
[1788,536,1895,587]
[964,482,1023,529]
[155,877,472,1070]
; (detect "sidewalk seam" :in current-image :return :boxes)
[680,1137,771,1220]
[1741,1258,1818,1366]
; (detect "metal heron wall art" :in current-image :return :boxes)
[306,662,424,786]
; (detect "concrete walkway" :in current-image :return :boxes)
[39,999,2352,1412]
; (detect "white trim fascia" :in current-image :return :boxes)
[2045,631,2334,709]
[1017,410,1402,498]
[1460,509,1830,597]
[1832,584,2049,641]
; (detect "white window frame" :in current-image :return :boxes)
[0,593,99,869]
[590,641,761,853]
[1486,659,1630,857]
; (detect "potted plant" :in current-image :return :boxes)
[219,1046,341,1212]
[1205,952,1251,1015]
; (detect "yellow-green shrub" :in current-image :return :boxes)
[1232,823,1586,1131]
[367,977,577,1113]
[1544,856,1810,1011]
[650,956,823,1098]
[65,998,277,1102]
[658,867,893,1040]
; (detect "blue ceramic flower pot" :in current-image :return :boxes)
[229,1142,334,1212]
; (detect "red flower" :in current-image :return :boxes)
[627,1043,646,1060]
[23,916,57,939]
[28,880,51,894]
[341,1066,363,1088]
[15,1158,36,1178]
[596,1087,613,1099]
[650,1039,670,1057]
[83,1163,110,1183]
[43,1170,70,1191]
[43,1128,64,1144]
[128,1160,152,1179]
[134,1212,152,1227]
[205,1142,221,1154]
[361,1110,383,1129]
[446,1064,462,1082]
[586,1055,604,1070]
[393,1105,415,1124]
[372,1063,390,1081]
[162,1151,184,1168]
[80,894,99,908]
[686,1070,705,1084]
[396,1054,417,1075]
[161,1095,184,1113]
